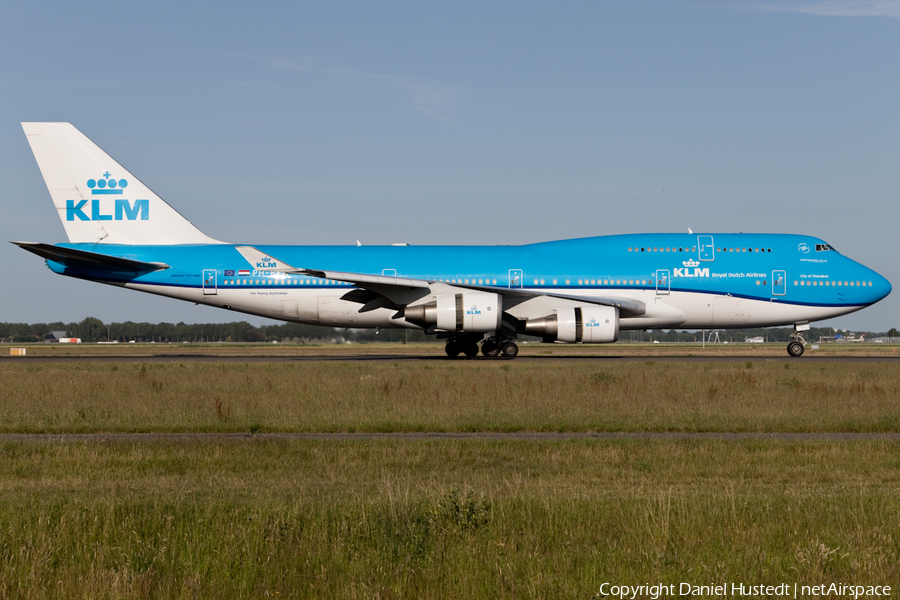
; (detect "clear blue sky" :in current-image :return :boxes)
[1,0,898,331]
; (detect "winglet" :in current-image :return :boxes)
[235,246,301,272]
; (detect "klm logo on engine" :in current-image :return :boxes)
[673,259,710,278]
[257,257,277,269]
[466,305,482,315]
[586,318,600,328]
[66,173,149,221]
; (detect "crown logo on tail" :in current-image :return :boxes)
[87,172,128,195]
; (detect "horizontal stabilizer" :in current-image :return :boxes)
[12,241,170,272]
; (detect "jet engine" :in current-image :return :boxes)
[524,305,619,343]
[405,292,502,333]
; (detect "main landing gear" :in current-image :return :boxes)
[445,336,518,359]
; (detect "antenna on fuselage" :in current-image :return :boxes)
[688,228,693,234]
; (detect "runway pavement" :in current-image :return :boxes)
[4,353,899,364]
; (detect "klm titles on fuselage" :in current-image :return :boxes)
[66,174,149,221]
[673,259,709,278]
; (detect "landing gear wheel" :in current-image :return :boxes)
[787,341,805,357]
[481,340,500,357]
[445,341,461,358]
[463,343,480,358]
[500,341,519,358]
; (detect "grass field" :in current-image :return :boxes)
[1,439,899,598]
[1,348,898,598]
[0,355,898,433]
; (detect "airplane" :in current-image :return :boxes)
[13,122,891,358]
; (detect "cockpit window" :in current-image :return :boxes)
[815,244,836,252]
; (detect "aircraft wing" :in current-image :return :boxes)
[323,271,646,319]
[236,246,645,318]
[13,242,170,273]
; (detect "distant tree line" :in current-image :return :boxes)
[0,318,434,344]
[0,318,896,344]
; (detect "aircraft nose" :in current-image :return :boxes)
[865,267,892,305]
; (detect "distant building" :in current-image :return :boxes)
[745,336,765,343]
[43,331,81,343]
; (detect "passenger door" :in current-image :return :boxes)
[772,270,786,296]
[509,269,523,289]
[202,269,217,295]
[698,236,715,261]
[656,269,670,295]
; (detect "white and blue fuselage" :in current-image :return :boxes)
[45,235,889,331]
[15,123,891,358]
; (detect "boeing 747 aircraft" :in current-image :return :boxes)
[14,123,891,357]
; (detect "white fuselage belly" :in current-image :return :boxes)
[126,283,860,331]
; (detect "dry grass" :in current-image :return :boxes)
[0,359,898,433]
[0,439,898,598]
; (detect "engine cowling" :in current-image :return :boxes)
[524,305,619,343]
[405,292,502,333]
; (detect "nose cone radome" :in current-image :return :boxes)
[866,267,892,305]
